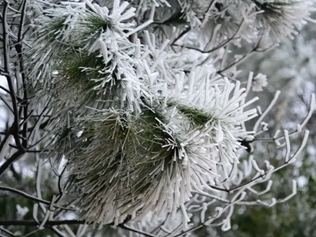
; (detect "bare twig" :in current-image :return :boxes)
[0,150,24,178]
[2,1,24,151]
[118,224,156,237]
[0,220,85,226]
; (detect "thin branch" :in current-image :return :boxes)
[9,163,21,182]
[0,123,13,153]
[15,0,28,149]
[217,37,278,75]
[0,150,25,178]
[118,224,155,237]
[173,224,204,237]
[2,1,24,150]
[0,185,74,211]
[0,220,85,227]
[170,26,191,46]
[0,227,16,237]
[27,102,51,140]
[0,185,51,205]
[0,94,14,113]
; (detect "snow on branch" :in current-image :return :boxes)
[0,0,315,236]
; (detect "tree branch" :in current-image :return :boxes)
[0,185,51,205]
[0,150,24,178]
[0,220,85,227]
[2,1,24,151]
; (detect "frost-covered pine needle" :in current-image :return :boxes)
[63,67,258,225]
[24,0,314,232]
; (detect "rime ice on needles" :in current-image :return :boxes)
[176,0,316,42]
[25,0,315,233]
[253,0,316,40]
[165,68,259,179]
[64,65,258,225]
[29,0,144,112]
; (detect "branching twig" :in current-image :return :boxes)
[2,1,24,151]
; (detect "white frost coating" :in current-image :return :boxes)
[284,130,291,162]
[254,90,281,132]
[24,0,316,234]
